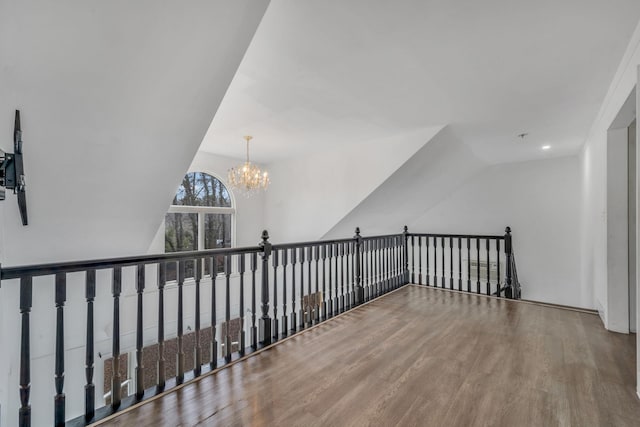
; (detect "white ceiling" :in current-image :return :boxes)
[200,0,640,164]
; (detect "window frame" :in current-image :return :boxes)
[165,171,237,276]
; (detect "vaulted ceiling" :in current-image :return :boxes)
[201,0,640,164]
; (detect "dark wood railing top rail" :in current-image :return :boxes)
[0,246,264,280]
[1,235,409,281]
[408,233,505,239]
[2,226,518,427]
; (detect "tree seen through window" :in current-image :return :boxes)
[165,172,234,279]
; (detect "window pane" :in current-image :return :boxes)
[173,172,232,208]
[204,213,232,276]
[165,212,198,280]
[204,214,232,249]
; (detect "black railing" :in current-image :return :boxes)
[0,226,518,427]
[407,227,518,298]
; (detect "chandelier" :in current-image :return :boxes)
[227,135,270,195]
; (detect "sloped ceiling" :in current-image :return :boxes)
[324,126,487,238]
[0,1,270,265]
[200,0,640,164]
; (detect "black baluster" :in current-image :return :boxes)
[239,254,246,353]
[322,245,328,319]
[135,264,145,397]
[347,242,356,309]
[449,237,454,290]
[380,239,385,294]
[380,239,385,293]
[441,237,446,288]
[211,258,219,366]
[377,239,382,296]
[391,237,395,289]
[476,238,481,294]
[486,239,491,296]
[395,235,404,288]
[194,259,202,374]
[307,246,313,323]
[386,238,391,292]
[355,228,364,305]
[260,230,272,345]
[362,241,367,301]
[19,277,32,427]
[327,244,333,317]
[396,236,401,288]
[368,240,373,298]
[291,248,297,331]
[395,236,400,288]
[85,270,96,421]
[340,243,345,312]
[250,253,257,349]
[371,240,376,297]
[54,273,66,426]
[111,267,122,408]
[272,250,279,341]
[433,237,438,287]
[467,238,471,292]
[225,255,232,360]
[281,250,288,337]
[314,245,321,321]
[177,261,185,383]
[344,243,350,308]
[496,239,502,297]
[426,236,430,286]
[157,263,166,389]
[299,247,305,328]
[411,235,415,284]
[418,235,422,285]
[390,237,395,289]
[458,238,462,291]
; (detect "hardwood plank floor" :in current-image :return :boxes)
[97,285,639,427]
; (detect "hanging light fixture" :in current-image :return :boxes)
[227,135,270,196]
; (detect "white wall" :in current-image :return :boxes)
[579,19,640,393]
[409,156,584,308]
[263,126,441,242]
[606,127,632,332]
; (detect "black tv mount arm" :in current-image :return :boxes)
[0,110,28,226]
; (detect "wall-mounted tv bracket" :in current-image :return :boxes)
[0,110,28,225]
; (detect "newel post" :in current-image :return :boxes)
[354,227,364,305]
[403,226,409,285]
[504,226,513,299]
[259,230,272,345]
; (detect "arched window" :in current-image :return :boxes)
[165,172,235,277]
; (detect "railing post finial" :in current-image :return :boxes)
[505,226,511,235]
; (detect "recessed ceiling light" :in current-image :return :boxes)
[542,145,551,150]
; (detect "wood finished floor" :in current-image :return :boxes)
[99,285,639,427]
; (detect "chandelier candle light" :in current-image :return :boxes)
[228,135,270,196]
